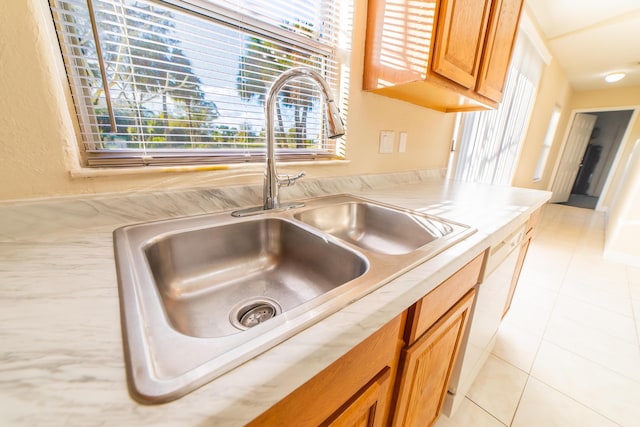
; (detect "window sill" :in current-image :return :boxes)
[70,159,351,179]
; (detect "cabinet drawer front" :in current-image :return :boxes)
[406,253,483,344]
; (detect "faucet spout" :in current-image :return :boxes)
[263,67,345,210]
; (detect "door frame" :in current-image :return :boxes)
[548,106,639,212]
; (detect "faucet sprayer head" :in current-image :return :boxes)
[325,99,345,139]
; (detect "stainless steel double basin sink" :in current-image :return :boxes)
[113,194,474,403]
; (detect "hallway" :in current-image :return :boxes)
[436,204,640,426]
[561,193,598,210]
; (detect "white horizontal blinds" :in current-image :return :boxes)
[49,0,341,167]
[454,32,544,185]
[197,0,336,44]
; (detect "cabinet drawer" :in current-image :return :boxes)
[405,254,483,344]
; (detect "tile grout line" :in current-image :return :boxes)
[464,395,509,427]
[525,366,624,427]
[625,268,640,347]
[507,374,532,427]
[465,203,560,427]
[504,204,582,426]
[445,205,634,426]
[527,207,632,425]
[539,208,640,384]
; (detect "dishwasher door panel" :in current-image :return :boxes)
[442,225,524,417]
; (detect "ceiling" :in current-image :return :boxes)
[525,0,640,90]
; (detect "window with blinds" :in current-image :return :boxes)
[453,31,545,186]
[49,0,345,167]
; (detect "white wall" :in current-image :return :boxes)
[605,138,640,266]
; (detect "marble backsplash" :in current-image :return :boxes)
[0,169,445,241]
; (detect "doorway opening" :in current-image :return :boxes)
[550,109,634,210]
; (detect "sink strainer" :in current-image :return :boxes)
[230,298,282,330]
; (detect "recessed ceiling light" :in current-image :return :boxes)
[605,72,626,83]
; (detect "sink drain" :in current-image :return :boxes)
[230,298,282,330]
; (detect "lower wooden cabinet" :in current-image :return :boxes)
[392,289,475,427]
[248,255,484,427]
[247,315,403,427]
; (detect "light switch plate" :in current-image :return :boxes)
[379,130,395,153]
[399,132,407,152]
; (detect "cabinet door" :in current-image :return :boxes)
[393,290,475,427]
[476,0,524,101]
[431,0,492,88]
[322,367,392,427]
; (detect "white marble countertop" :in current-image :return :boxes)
[0,172,550,426]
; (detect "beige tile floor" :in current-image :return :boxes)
[436,203,640,427]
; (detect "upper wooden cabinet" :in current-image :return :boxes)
[363,0,524,112]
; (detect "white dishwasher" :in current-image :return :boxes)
[442,223,526,417]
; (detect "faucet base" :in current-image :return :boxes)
[231,202,306,217]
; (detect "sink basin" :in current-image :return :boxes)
[145,218,367,338]
[294,201,453,255]
[113,194,474,403]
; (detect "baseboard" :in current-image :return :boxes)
[603,249,640,268]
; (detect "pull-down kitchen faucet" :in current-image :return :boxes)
[233,67,345,217]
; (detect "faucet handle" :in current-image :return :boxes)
[278,171,306,187]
